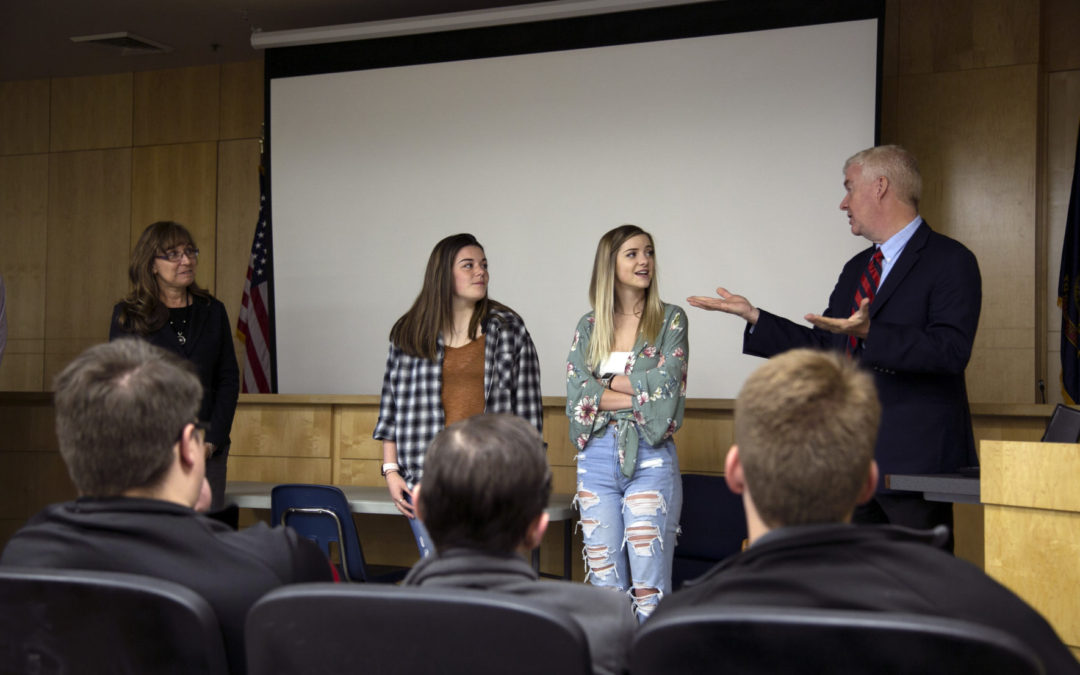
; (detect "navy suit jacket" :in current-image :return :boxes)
[744,221,982,490]
[110,296,240,448]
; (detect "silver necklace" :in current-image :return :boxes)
[168,294,191,345]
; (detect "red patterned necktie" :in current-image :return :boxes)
[847,248,884,355]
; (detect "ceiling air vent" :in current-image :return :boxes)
[69,32,173,55]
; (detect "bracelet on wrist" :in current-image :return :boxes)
[381,462,400,477]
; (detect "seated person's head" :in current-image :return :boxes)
[417,414,552,555]
[727,349,880,536]
[53,339,204,503]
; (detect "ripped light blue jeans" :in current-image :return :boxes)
[575,429,681,621]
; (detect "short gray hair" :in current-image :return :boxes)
[53,339,202,496]
[844,144,922,208]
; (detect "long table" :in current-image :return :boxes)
[225,481,576,579]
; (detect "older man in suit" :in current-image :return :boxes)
[688,145,981,546]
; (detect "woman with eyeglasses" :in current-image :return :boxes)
[373,233,543,556]
[110,221,239,511]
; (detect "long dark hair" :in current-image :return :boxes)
[114,221,211,335]
[390,233,513,360]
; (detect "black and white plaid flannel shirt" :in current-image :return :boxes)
[373,309,543,487]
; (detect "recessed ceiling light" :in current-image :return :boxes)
[70,32,173,55]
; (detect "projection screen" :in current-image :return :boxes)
[266,0,883,397]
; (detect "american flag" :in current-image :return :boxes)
[237,168,275,393]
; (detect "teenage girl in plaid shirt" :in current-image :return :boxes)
[374,233,544,556]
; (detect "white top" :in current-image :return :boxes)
[598,351,633,376]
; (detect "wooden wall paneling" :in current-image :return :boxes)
[0,340,44,392]
[0,395,69,551]
[219,60,264,141]
[215,139,261,371]
[972,418,1049,447]
[337,459,383,486]
[0,396,57,453]
[1042,0,1080,72]
[336,406,381,461]
[49,74,133,152]
[335,405,380,487]
[0,452,73,539]
[1044,71,1080,406]
[542,406,579,495]
[0,153,48,390]
[227,455,331,484]
[231,404,332,458]
[676,408,733,474]
[44,149,132,386]
[898,65,1039,403]
[24,452,77,516]
[133,66,220,146]
[551,464,576,496]
[0,79,49,156]
[130,142,219,290]
[879,0,901,145]
[897,0,1038,75]
[542,404,577,467]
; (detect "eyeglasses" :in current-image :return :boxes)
[156,247,200,263]
[176,420,212,458]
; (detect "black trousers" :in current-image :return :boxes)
[205,442,231,511]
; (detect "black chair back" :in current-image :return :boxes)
[1042,403,1080,442]
[0,566,229,675]
[630,605,1044,675]
[672,473,747,590]
[246,582,592,675]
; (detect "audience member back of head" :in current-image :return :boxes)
[651,348,1080,675]
[406,413,636,675]
[0,339,332,674]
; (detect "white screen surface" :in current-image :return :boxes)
[270,18,878,397]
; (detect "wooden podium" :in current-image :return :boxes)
[982,440,1080,658]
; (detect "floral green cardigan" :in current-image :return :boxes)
[565,303,689,476]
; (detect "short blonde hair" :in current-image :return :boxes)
[844,145,922,208]
[735,349,880,527]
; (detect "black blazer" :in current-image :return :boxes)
[110,296,240,447]
[744,221,982,487]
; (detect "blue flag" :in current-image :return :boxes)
[1059,119,1080,404]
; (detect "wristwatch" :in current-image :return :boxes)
[381,462,400,477]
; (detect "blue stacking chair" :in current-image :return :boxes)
[672,473,748,590]
[270,483,408,583]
